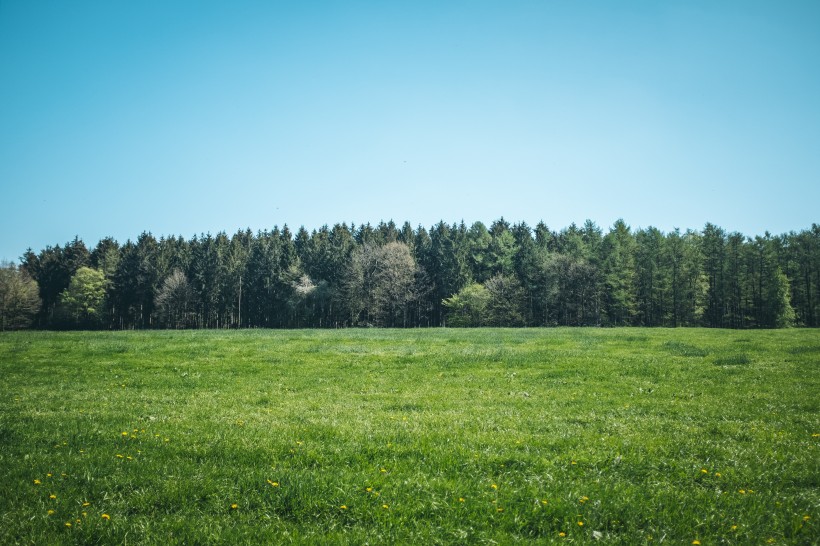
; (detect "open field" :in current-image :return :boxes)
[0,328,818,545]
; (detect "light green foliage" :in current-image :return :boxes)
[442,282,490,326]
[0,329,818,544]
[59,267,107,325]
[0,263,41,330]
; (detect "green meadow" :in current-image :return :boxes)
[0,328,817,545]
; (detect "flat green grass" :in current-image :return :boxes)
[0,329,818,545]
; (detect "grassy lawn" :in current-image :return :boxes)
[0,328,818,544]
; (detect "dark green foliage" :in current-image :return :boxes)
[13,221,820,329]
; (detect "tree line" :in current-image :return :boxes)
[2,219,818,330]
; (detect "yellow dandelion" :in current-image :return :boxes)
[382,504,389,509]
[126,456,133,460]
[121,432,128,437]
[33,479,41,485]
[578,521,584,526]
[701,468,708,474]
[571,461,577,465]
[65,522,72,528]
[47,510,55,515]
[366,487,372,492]
[748,489,754,493]
[82,512,87,517]
[715,472,721,477]
[731,525,738,531]
[739,489,746,494]
[496,507,504,512]
[541,499,548,505]
[458,497,465,502]
[580,496,589,503]
[340,505,348,510]
[491,484,498,490]
[49,494,57,499]
[75,518,81,523]
[558,532,566,537]
[101,514,110,520]
[380,468,387,473]
[803,515,810,522]
[82,502,90,507]
[692,541,701,545]
[47,473,52,477]
[230,503,238,510]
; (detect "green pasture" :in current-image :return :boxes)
[0,328,818,544]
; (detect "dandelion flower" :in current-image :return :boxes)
[731,525,738,531]
[491,484,498,490]
[692,541,701,545]
[541,499,548,505]
[82,512,87,517]
[340,505,348,510]
[230,503,238,510]
[739,489,746,494]
[458,498,465,503]
[47,473,52,477]
[558,532,566,537]
[33,479,41,485]
[382,504,389,509]
[571,461,577,465]
[50,494,57,499]
[101,514,110,520]
[578,521,584,526]
[82,502,90,507]
[47,510,54,515]
[380,468,387,473]
[715,472,721,477]
[497,507,504,512]
[804,515,810,522]
[366,487,373,492]
[121,432,128,437]
[65,522,72,528]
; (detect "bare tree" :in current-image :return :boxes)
[155,269,193,329]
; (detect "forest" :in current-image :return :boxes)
[2,219,819,330]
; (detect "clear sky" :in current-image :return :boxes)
[1,0,818,262]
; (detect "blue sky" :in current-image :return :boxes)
[1,0,818,262]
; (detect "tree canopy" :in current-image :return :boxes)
[16,220,820,330]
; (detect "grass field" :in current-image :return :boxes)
[0,328,818,545]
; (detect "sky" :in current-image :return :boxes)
[1,0,819,262]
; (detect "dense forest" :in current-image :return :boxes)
[1,219,819,330]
